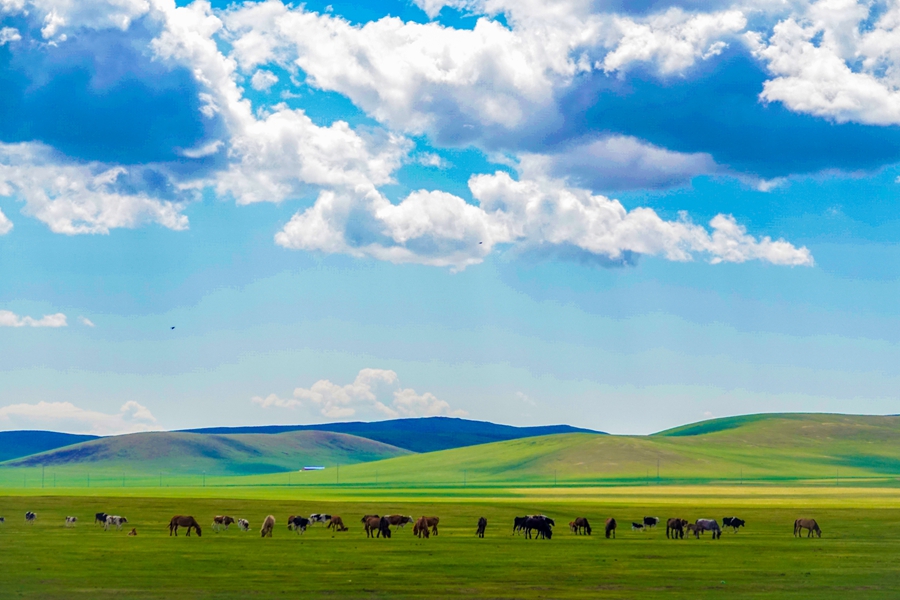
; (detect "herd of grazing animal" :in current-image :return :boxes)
[6,510,824,541]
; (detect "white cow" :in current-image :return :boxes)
[65,516,78,527]
[105,515,127,531]
[25,512,36,524]
[237,518,250,531]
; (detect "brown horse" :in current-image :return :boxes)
[573,517,592,535]
[260,515,275,537]
[413,516,430,538]
[328,516,348,531]
[363,516,382,538]
[605,518,616,539]
[168,515,202,537]
[794,518,822,538]
[666,518,688,539]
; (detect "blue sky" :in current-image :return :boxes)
[0,0,899,435]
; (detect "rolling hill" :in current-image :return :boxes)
[0,430,98,462]
[181,416,602,453]
[2,430,409,477]
[281,413,900,486]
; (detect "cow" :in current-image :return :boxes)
[0,517,5,524]
[127,528,137,536]
[213,515,235,532]
[573,517,592,535]
[723,517,745,532]
[287,516,310,534]
[65,516,77,527]
[694,519,722,539]
[666,518,688,539]
[25,512,36,524]
[327,516,348,531]
[385,515,414,528]
[95,513,109,525]
[309,513,331,525]
[643,516,660,529]
[476,517,487,538]
[237,518,250,532]
[105,515,128,531]
[631,522,644,532]
[523,517,552,540]
[169,515,202,537]
[260,515,276,537]
[605,517,617,539]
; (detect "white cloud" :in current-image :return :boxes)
[0,142,189,234]
[600,9,747,76]
[78,316,95,327]
[518,135,718,191]
[417,152,450,169]
[0,400,157,435]
[275,172,813,269]
[179,139,222,158]
[750,0,900,125]
[254,368,466,419]
[0,310,67,327]
[0,26,21,45]
[250,69,278,91]
[0,207,11,235]
[151,0,411,205]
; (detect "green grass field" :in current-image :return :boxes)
[1,483,900,599]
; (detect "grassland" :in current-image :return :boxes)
[1,484,899,599]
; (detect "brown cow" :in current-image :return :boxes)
[666,518,688,539]
[794,518,822,538]
[260,515,275,537]
[385,515,414,528]
[127,528,137,536]
[605,517,616,539]
[169,515,202,537]
[418,516,439,536]
[213,515,235,532]
[328,516,348,531]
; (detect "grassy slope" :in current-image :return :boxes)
[263,414,900,486]
[0,431,99,462]
[0,430,409,478]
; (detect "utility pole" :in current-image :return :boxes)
[657,459,660,483]
[337,464,339,485]
[203,472,206,487]
[87,473,90,488]
[41,465,45,489]
[740,469,743,485]
[375,470,378,486]
[464,470,467,487]
[554,470,557,487]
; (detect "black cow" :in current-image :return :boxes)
[523,517,553,540]
[287,516,310,534]
[723,517,745,532]
[643,516,660,528]
[309,513,331,525]
[631,522,644,531]
[476,517,487,538]
[95,513,108,525]
[25,512,36,524]
[0,517,5,523]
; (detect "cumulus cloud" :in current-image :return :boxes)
[250,69,278,91]
[254,368,467,419]
[0,310,67,327]
[750,0,900,125]
[0,207,12,235]
[518,136,719,191]
[0,26,21,45]
[0,142,189,234]
[275,172,813,269]
[0,400,157,435]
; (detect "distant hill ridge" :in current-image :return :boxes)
[0,431,98,463]
[179,417,603,453]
